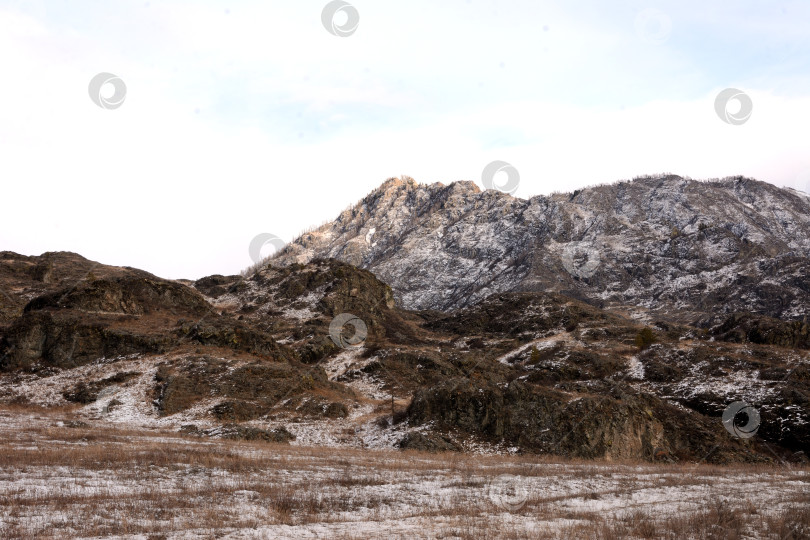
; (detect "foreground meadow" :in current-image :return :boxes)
[0,405,807,539]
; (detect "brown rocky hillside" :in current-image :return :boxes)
[0,250,807,463]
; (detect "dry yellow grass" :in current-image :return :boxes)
[0,404,807,539]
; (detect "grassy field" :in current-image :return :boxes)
[0,404,807,539]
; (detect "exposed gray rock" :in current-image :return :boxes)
[272,175,810,324]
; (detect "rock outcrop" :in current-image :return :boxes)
[271,175,810,325]
[1,175,809,463]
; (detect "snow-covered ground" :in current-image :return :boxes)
[0,407,807,539]
[0,349,484,455]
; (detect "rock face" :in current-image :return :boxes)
[1,193,809,462]
[406,378,673,461]
[272,175,810,324]
[413,292,810,461]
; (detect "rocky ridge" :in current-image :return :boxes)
[0,250,807,463]
[272,175,810,325]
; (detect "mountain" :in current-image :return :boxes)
[272,175,810,325]
[1,248,808,463]
[1,174,809,462]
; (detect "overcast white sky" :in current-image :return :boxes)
[1,0,810,279]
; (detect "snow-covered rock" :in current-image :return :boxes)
[273,175,810,323]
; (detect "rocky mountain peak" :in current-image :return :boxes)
[378,175,419,191]
[2,202,809,463]
[273,174,810,323]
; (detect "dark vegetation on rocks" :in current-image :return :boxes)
[1,176,809,462]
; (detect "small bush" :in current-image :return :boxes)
[635,327,655,350]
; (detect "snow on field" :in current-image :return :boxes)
[0,409,807,539]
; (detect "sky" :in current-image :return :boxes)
[1,0,810,279]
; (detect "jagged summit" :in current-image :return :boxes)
[273,174,810,322]
[375,175,419,191]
